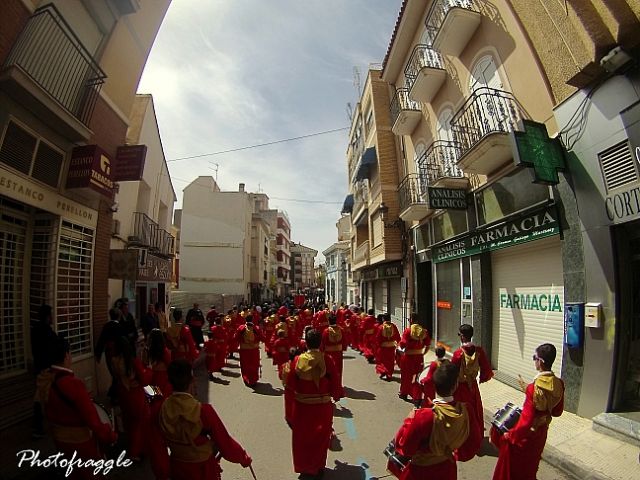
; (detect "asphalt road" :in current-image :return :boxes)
[199,347,572,480]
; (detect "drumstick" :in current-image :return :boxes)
[249,464,258,480]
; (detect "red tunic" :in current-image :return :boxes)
[313,310,330,334]
[151,347,173,397]
[359,315,377,359]
[419,360,440,406]
[167,324,199,364]
[398,326,430,398]
[285,351,339,476]
[235,324,264,386]
[492,375,564,480]
[263,315,277,354]
[43,366,117,480]
[205,325,227,373]
[451,344,493,429]
[321,325,348,398]
[272,336,290,378]
[375,322,401,377]
[160,394,251,480]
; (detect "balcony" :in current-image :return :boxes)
[128,212,175,257]
[451,87,524,175]
[405,45,447,103]
[398,174,432,222]
[0,4,106,141]
[425,0,481,57]
[419,140,469,189]
[390,88,422,136]
[352,180,369,223]
[353,241,370,269]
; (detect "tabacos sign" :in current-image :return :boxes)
[66,145,114,197]
[432,204,560,263]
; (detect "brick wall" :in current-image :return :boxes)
[0,0,29,64]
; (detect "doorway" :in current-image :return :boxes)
[415,260,433,334]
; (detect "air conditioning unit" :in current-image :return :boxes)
[112,219,121,236]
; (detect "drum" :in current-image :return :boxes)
[93,401,113,428]
[491,402,522,433]
[143,385,163,402]
[395,348,405,368]
[383,440,409,477]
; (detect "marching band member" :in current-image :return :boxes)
[375,314,401,381]
[419,346,447,408]
[359,309,378,362]
[148,328,173,397]
[166,309,199,364]
[321,314,348,399]
[398,315,430,401]
[235,315,264,387]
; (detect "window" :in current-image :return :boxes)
[432,210,468,244]
[372,212,383,247]
[469,55,502,92]
[56,221,94,356]
[0,121,64,188]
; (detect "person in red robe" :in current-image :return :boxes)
[204,315,228,379]
[312,307,330,334]
[359,309,378,362]
[235,316,264,387]
[37,336,117,480]
[321,315,348,398]
[159,359,252,480]
[287,313,301,349]
[112,336,152,460]
[392,362,481,480]
[491,343,564,480]
[419,346,447,407]
[375,314,401,381]
[166,309,199,364]
[398,316,431,401]
[148,328,173,397]
[272,329,291,378]
[285,329,340,479]
[347,307,361,351]
[262,311,277,357]
[451,323,493,448]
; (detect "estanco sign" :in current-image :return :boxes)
[433,205,560,263]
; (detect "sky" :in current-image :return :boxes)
[137,0,404,264]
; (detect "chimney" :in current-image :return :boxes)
[239,183,245,192]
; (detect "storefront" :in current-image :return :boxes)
[360,261,405,329]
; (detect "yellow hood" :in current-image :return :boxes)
[296,350,326,387]
[430,402,469,455]
[534,374,563,412]
[410,324,425,341]
[159,394,202,445]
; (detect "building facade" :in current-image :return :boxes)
[290,242,318,293]
[507,0,640,423]
[342,69,406,330]
[323,241,350,306]
[275,211,291,298]
[0,0,170,427]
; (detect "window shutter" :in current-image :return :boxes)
[0,121,36,174]
[32,142,63,188]
[599,140,637,192]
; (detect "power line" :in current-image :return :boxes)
[166,126,350,162]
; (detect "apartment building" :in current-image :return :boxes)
[275,211,292,298]
[290,242,318,292]
[0,0,170,427]
[507,1,640,426]
[108,94,176,322]
[382,0,568,408]
[249,193,273,303]
[342,69,405,329]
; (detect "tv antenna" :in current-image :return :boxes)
[346,102,353,122]
[208,162,219,181]
[353,66,361,97]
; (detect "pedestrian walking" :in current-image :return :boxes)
[235,315,264,387]
[398,315,430,401]
[375,313,401,381]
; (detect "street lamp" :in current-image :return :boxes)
[379,202,404,229]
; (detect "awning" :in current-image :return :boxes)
[354,147,377,181]
[341,194,354,214]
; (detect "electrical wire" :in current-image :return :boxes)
[166,127,350,162]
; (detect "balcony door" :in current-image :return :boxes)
[469,55,502,91]
[437,108,457,176]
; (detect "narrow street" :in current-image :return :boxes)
[196,349,571,480]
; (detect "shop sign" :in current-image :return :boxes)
[114,145,147,182]
[362,268,378,281]
[66,145,115,197]
[427,187,467,210]
[379,261,402,279]
[512,120,566,185]
[437,301,452,309]
[138,254,172,282]
[432,204,559,263]
[499,293,562,312]
[604,185,640,223]
[0,165,97,227]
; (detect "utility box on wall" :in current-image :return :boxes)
[585,302,602,328]
[565,302,585,349]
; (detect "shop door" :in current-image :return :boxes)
[491,236,564,382]
[613,222,640,411]
[416,261,433,334]
[0,208,27,378]
[374,280,384,316]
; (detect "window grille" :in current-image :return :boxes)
[598,140,637,192]
[56,220,94,355]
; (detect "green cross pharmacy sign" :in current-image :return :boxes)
[511,120,566,185]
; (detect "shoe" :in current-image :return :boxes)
[208,373,215,381]
[385,375,392,382]
[379,374,385,380]
[398,393,408,400]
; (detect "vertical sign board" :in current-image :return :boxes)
[114,145,147,182]
[66,145,114,197]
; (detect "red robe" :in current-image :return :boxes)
[451,343,493,430]
[159,393,250,480]
[398,325,430,398]
[263,315,277,355]
[167,323,199,364]
[272,336,290,378]
[235,324,264,386]
[321,325,348,398]
[394,400,481,480]
[285,350,339,476]
[313,310,330,334]
[419,360,441,407]
[492,373,564,480]
[205,325,227,373]
[113,356,152,458]
[41,366,117,480]
[151,347,173,397]
[359,314,377,359]
[347,314,361,350]
[375,321,401,378]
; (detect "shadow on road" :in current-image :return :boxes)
[209,375,231,385]
[342,355,357,359]
[221,369,241,378]
[333,404,353,418]
[322,460,367,480]
[225,362,240,369]
[477,436,498,458]
[344,386,376,400]
[251,382,283,396]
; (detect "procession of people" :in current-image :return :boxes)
[33,298,564,480]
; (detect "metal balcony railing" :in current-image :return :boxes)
[390,88,420,128]
[450,87,524,156]
[4,4,106,126]
[129,212,175,257]
[354,241,370,264]
[398,173,428,212]
[404,44,444,83]
[424,0,478,46]
[352,180,369,217]
[418,140,464,184]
